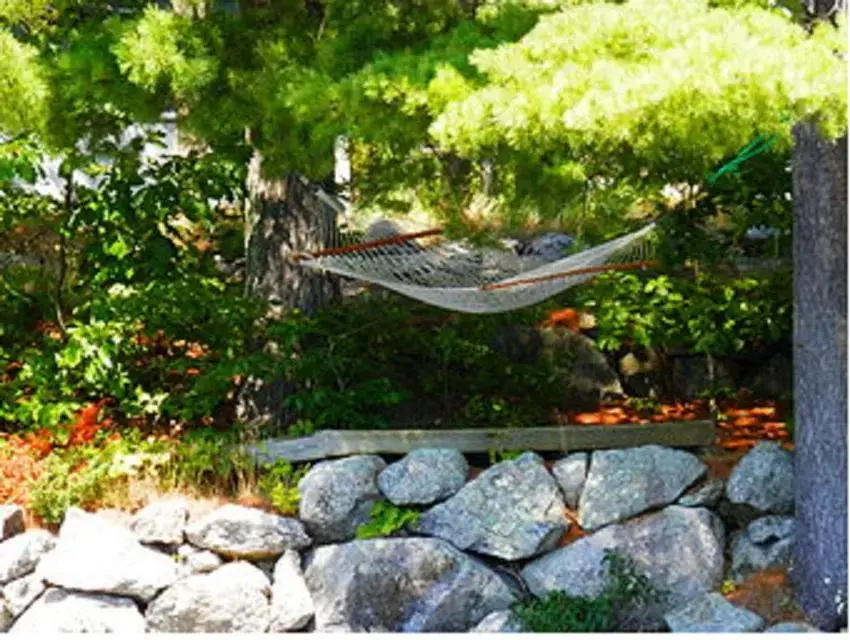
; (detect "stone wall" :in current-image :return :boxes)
[0,441,813,633]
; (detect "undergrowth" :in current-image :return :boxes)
[355,500,421,539]
[511,549,663,632]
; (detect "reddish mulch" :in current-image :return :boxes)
[725,567,807,627]
[556,394,791,452]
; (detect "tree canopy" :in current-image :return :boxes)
[0,0,844,236]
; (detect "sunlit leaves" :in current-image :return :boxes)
[432,0,847,179]
[113,6,220,102]
[0,30,48,136]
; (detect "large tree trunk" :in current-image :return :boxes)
[791,119,848,630]
[237,150,341,433]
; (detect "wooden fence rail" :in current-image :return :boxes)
[247,420,715,463]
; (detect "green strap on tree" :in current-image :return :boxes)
[706,115,791,186]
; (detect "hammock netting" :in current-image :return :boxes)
[295,222,657,313]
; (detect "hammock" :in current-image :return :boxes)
[292,222,657,313]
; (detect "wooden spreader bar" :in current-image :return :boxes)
[480,260,659,291]
[290,228,444,262]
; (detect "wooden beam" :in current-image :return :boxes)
[247,421,715,463]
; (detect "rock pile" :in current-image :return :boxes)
[0,442,813,632]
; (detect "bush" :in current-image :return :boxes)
[511,549,662,632]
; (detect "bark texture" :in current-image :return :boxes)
[791,121,848,631]
[238,151,341,432]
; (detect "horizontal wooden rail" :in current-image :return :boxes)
[290,228,443,262]
[247,420,715,463]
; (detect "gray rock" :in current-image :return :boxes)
[521,233,575,261]
[36,508,178,602]
[270,550,314,632]
[378,448,468,506]
[130,497,188,546]
[578,446,707,530]
[726,441,794,515]
[748,515,795,544]
[731,516,795,581]
[540,329,624,408]
[0,599,11,632]
[414,452,567,561]
[145,561,271,632]
[0,529,55,584]
[176,544,223,575]
[552,452,588,509]
[298,455,386,544]
[0,507,24,542]
[765,621,821,632]
[522,506,725,629]
[678,479,725,508]
[185,504,311,559]
[469,610,523,632]
[9,588,145,634]
[304,537,516,632]
[1,573,45,618]
[664,592,765,632]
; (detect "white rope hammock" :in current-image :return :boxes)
[293,222,657,313]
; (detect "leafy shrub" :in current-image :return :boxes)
[355,500,420,539]
[571,269,791,356]
[257,460,309,516]
[511,549,662,632]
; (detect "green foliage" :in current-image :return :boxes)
[257,460,309,516]
[0,31,48,135]
[487,448,523,465]
[355,500,420,539]
[572,269,791,356]
[265,294,565,433]
[28,444,112,524]
[511,549,663,632]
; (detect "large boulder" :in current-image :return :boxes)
[378,448,468,506]
[578,446,706,531]
[664,592,765,632]
[298,455,387,543]
[0,529,55,584]
[725,441,794,516]
[521,506,725,629]
[130,497,188,546]
[304,537,516,632]
[35,508,178,602]
[145,561,271,632]
[730,515,795,580]
[9,588,145,634]
[552,452,588,509]
[184,504,310,560]
[1,573,45,619]
[0,507,24,542]
[414,452,567,561]
[270,550,314,632]
[540,329,623,408]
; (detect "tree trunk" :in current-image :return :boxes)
[237,150,341,433]
[791,120,848,630]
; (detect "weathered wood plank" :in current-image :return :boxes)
[248,421,715,463]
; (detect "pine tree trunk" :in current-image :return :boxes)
[791,120,848,630]
[237,150,341,433]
